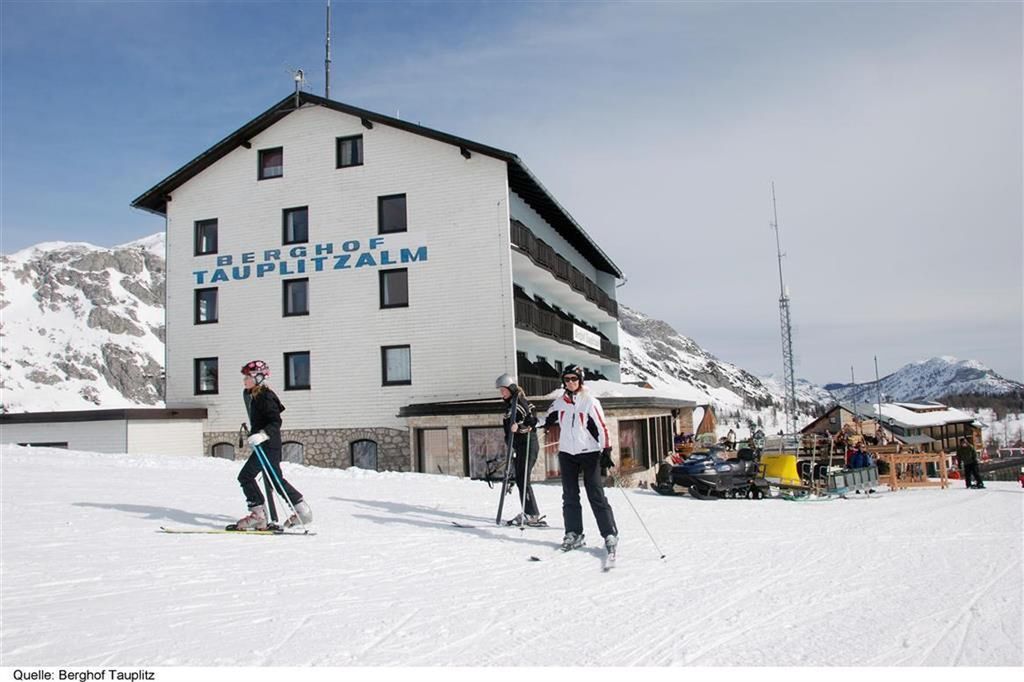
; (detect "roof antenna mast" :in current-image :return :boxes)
[325,0,332,99]
[771,182,799,438]
[293,69,305,108]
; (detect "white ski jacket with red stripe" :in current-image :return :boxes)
[543,388,611,455]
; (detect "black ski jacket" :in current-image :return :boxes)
[244,387,286,450]
[502,390,537,445]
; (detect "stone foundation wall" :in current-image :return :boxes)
[202,428,410,472]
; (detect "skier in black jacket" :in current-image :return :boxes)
[495,373,545,526]
[234,360,313,530]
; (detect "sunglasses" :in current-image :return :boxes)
[563,376,580,382]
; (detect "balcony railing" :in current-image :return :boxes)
[514,296,620,363]
[510,219,618,318]
[517,372,561,397]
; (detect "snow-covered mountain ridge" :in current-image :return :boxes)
[2,233,1018,433]
[0,235,165,412]
[825,356,1023,405]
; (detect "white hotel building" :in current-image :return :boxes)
[132,92,689,477]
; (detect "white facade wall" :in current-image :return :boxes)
[126,419,205,456]
[1,421,126,453]
[165,104,516,434]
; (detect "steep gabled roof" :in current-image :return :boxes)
[131,92,622,277]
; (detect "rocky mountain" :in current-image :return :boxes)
[825,356,1024,414]
[617,305,831,431]
[0,235,165,413]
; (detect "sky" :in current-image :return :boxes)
[1,1,1021,385]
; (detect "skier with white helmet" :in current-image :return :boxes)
[233,360,313,530]
[542,365,618,554]
[495,373,545,526]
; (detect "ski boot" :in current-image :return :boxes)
[507,513,548,527]
[283,500,313,528]
[525,514,549,527]
[228,505,267,531]
[604,534,618,570]
[560,532,585,551]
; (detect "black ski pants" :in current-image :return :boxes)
[963,461,984,488]
[512,431,540,517]
[238,445,303,509]
[559,450,617,538]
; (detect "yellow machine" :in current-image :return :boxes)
[760,454,801,487]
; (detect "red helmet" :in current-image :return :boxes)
[241,360,270,383]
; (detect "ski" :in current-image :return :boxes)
[529,540,587,561]
[159,526,316,536]
[603,548,617,572]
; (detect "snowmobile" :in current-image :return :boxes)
[654,448,770,500]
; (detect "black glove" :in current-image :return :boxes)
[600,447,614,470]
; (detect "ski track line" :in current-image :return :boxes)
[663,544,838,666]
[253,613,313,665]
[354,607,423,660]
[917,560,1017,665]
[411,608,504,664]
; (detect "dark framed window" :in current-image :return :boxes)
[194,357,219,395]
[282,206,308,244]
[194,288,218,324]
[284,351,311,390]
[336,135,363,168]
[351,439,378,470]
[283,278,309,317]
[381,345,411,385]
[211,443,235,460]
[258,146,283,180]
[379,268,408,308]
[282,441,305,464]
[464,427,506,480]
[378,194,407,234]
[194,219,218,255]
[417,428,449,474]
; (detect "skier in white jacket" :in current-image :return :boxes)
[542,365,618,552]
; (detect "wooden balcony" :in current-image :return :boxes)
[513,296,620,363]
[510,219,618,318]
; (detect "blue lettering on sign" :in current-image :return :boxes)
[401,247,428,263]
[189,238,428,284]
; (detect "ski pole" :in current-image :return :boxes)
[611,472,666,560]
[494,402,517,525]
[252,443,305,532]
[518,428,532,529]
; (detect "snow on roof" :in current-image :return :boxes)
[849,402,976,428]
[542,379,693,402]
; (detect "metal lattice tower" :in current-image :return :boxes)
[770,182,799,436]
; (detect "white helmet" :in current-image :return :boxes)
[495,373,517,390]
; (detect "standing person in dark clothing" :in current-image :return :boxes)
[956,437,985,489]
[495,374,545,526]
[233,360,313,530]
[542,365,618,554]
